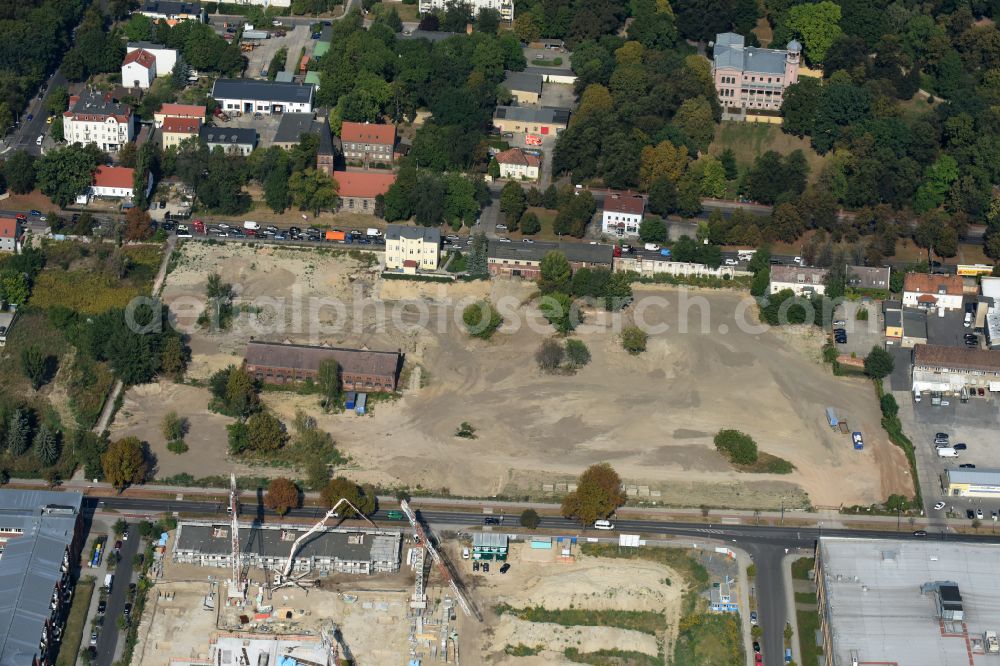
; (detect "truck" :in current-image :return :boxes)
[243,220,261,231]
[243,30,270,40]
[104,574,114,592]
[326,230,346,242]
[937,447,959,458]
[825,407,839,429]
[366,228,382,237]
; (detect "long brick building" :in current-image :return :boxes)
[243,341,402,392]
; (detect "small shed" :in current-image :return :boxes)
[472,532,509,561]
[355,392,367,415]
[345,392,357,410]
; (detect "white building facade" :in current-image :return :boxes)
[211,79,314,115]
[126,42,178,77]
[63,91,134,152]
[385,225,441,271]
[601,191,644,237]
[768,265,827,296]
[121,49,156,89]
[418,0,512,21]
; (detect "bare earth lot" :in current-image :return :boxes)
[129,241,911,508]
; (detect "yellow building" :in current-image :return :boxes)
[945,468,1000,498]
[385,224,440,272]
[161,116,200,149]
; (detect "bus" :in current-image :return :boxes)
[957,264,994,277]
[385,510,405,521]
[90,538,105,567]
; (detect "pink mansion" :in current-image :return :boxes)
[712,32,801,119]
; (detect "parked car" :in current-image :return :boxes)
[753,641,761,654]
[522,238,534,243]
[953,443,967,450]
[967,509,976,519]
[29,210,41,216]
[935,432,949,439]
[114,540,122,552]
[913,530,927,537]
[750,611,758,625]
[500,563,511,574]
[97,599,107,615]
[266,225,279,233]
[833,320,846,326]
[90,630,98,646]
[498,237,511,243]
[934,501,946,510]
[961,464,977,469]
[977,509,984,519]
[462,548,470,559]
[979,387,985,396]
[496,224,507,231]
[473,561,480,571]
[483,562,490,572]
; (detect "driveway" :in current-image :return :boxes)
[93,526,141,666]
[832,300,883,357]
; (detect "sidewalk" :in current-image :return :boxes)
[782,553,807,666]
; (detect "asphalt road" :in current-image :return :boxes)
[94,528,140,666]
[87,495,1000,666]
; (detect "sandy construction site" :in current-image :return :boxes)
[120,241,912,508]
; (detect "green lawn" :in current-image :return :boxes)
[791,557,815,580]
[370,1,419,21]
[796,608,823,666]
[494,603,667,636]
[56,576,95,666]
[509,206,559,241]
[672,613,743,666]
[795,592,818,605]
[709,122,829,183]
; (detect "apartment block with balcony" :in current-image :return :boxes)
[712,32,800,120]
[418,0,512,21]
[63,90,134,152]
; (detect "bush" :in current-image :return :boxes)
[621,326,648,354]
[455,422,477,438]
[536,339,565,372]
[166,440,188,454]
[714,429,759,465]
[161,411,187,441]
[564,339,591,369]
[462,300,503,339]
[880,393,898,418]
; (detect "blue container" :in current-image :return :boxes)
[344,392,357,410]
[660,248,672,257]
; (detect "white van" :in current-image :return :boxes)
[366,227,382,237]
[937,447,959,458]
[965,312,973,328]
[644,243,660,251]
[243,221,261,230]
[593,519,615,530]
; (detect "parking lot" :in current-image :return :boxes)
[214,111,283,145]
[832,300,883,357]
[896,390,1000,521]
[232,25,312,80]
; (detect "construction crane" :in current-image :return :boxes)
[399,500,481,621]
[272,498,376,589]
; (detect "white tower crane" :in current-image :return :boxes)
[228,473,245,599]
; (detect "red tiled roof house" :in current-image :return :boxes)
[333,171,396,214]
[340,121,396,166]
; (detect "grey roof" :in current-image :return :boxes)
[69,89,130,118]
[212,79,314,105]
[200,125,257,146]
[819,536,1000,666]
[488,240,613,265]
[472,533,509,549]
[273,113,318,145]
[316,116,334,156]
[946,468,1000,486]
[320,25,333,43]
[494,106,570,126]
[244,341,401,378]
[503,71,543,95]
[139,0,201,15]
[713,32,789,75]
[523,66,576,80]
[274,71,294,83]
[127,41,172,51]
[847,265,891,290]
[385,224,440,244]
[174,522,400,564]
[770,265,826,285]
[0,490,83,666]
[903,307,927,339]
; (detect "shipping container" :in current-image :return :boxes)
[825,407,838,428]
[326,230,346,242]
[243,30,270,40]
[344,392,356,410]
[299,55,309,73]
[355,392,367,415]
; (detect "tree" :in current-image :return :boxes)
[468,232,488,277]
[321,477,376,517]
[463,300,503,339]
[639,139,689,190]
[720,148,738,180]
[21,346,53,390]
[781,77,822,137]
[622,326,648,354]
[520,211,541,235]
[6,409,30,456]
[124,207,154,241]
[3,151,37,194]
[292,168,340,214]
[499,180,527,225]
[880,393,899,418]
[101,436,148,490]
[781,1,843,64]
[539,251,571,294]
[488,157,500,179]
[714,429,758,465]
[161,411,187,441]
[34,425,60,467]
[536,339,565,372]
[560,463,627,525]
[672,97,715,152]
[160,336,187,378]
[648,176,678,216]
[245,412,285,453]
[317,358,341,411]
[864,345,894,379]
[519,508,540,529]
[224,365,258,417]
[265,477,300,515]
[541,292,577,334]
[564,339,591,368]
[305,457,330,491]
[36,146,100,207]
[639,216,667,243]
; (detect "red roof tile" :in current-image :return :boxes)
[904,272,963,296]
[333,171,396,199]
[93,166,135,190]
[0,218,19,240]
[161,116,201,133]
[603,191,645,216]
[123,48,156,69]
[495,147,540,168]
[340,121,395,146]
[157,103,206,118]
